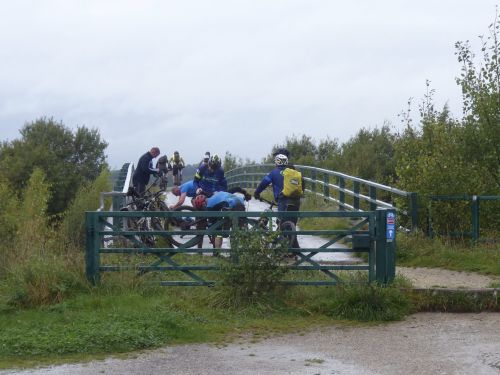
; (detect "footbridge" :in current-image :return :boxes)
[86,163,416,287]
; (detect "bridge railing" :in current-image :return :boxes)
[226,164,418,231]
[85,208,396,286]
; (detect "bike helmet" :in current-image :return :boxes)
[272,147,290,158]
[208,154,221,169]
[192,194,207,210]
[274,153,288,166]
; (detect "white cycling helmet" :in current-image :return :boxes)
[274,153,288,166]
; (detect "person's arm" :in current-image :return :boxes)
[228,186,252,201]
[169,192,187,210]
[254,174,272,199]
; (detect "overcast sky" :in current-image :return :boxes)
[0,1,498,168]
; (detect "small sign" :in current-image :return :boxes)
[387,212,395,225]
[387,225,395,242]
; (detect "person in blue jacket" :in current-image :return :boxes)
[132,147,160,195]
[193,154,227,196]
[253,153,301,217]
[192,189,250,251]
[169,180,197,210]
[254,153,302,249]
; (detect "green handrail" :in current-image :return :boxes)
[226,164,417,231]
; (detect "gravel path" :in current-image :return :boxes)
[2,313,499,375]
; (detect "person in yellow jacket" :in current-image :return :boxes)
[169,151,185,186]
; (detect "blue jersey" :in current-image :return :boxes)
[193,164,227,195]
[180,180,197,197]
[206,192,244,210]
[254,166,286,201]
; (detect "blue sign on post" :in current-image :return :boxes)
[386,212,396,242]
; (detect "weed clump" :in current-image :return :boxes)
[212,229,290,308]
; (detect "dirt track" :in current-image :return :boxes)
[2,313,499,375]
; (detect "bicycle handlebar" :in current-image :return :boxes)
[258,197,277,209]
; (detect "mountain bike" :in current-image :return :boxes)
[120,176,202,248]
[254,197,298,250]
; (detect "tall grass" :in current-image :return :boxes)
[397,232,500,276]
[0,169,111,309]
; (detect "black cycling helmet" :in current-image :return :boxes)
[208,154,221,169]
[272,147,290,158]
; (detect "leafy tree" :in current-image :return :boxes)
[455,11,500,191]
[0,118,108,217]
[317,136,342,170]
[267,134,318,165]
[340,124,397,184]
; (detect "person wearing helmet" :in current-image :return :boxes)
[193,153,227,196]
[169,180,197,210]
[272,147,290,158]
[253,153,304,248]
[192,190,249,250]
[199,151,211,168]
[169,151,185,186]
[132,147,161,195]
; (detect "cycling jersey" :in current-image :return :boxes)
[193,164,227,195]
[206,191,244,211]
[180,180,197,197]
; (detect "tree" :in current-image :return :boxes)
[267,135,318,165]
[0,118,108,217]
[340,124,397,184]
[455,11,500,191]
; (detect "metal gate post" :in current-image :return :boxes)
[375,209,396,284]
[471,195,479,244]
[375,209,387,283]
[85,211,101,285]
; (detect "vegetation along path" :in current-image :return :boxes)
[1,313,499,375]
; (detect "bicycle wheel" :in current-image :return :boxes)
[279,220,297,248]
[167,205,205,248]
[120,207,156,247]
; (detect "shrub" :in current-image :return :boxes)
[213,229,290,307]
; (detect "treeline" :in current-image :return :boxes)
[225,16,499,234]
[0,119,111,306]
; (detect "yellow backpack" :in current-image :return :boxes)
[282,168,303,198]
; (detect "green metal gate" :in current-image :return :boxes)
[86,208,396,286]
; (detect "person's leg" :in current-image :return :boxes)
[135,182,146,196]
[286,198,301,249]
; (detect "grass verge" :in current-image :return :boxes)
[0,275,412,369]
[397,233,500,276]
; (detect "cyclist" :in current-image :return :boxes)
[155,154,171,190]
[272,147,290,158]
[169,180,197,210]
[132,147,160,195]
[169,151,185,185]
[193,154,227,196]
[253,153,303,248]
[192,190,251,250]
[199,151,210,168]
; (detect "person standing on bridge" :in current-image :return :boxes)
[253,153,303,248]
[169,151,185,186]
[132,147,161,195]
[193,154,227,196]
[199,151,210,168]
